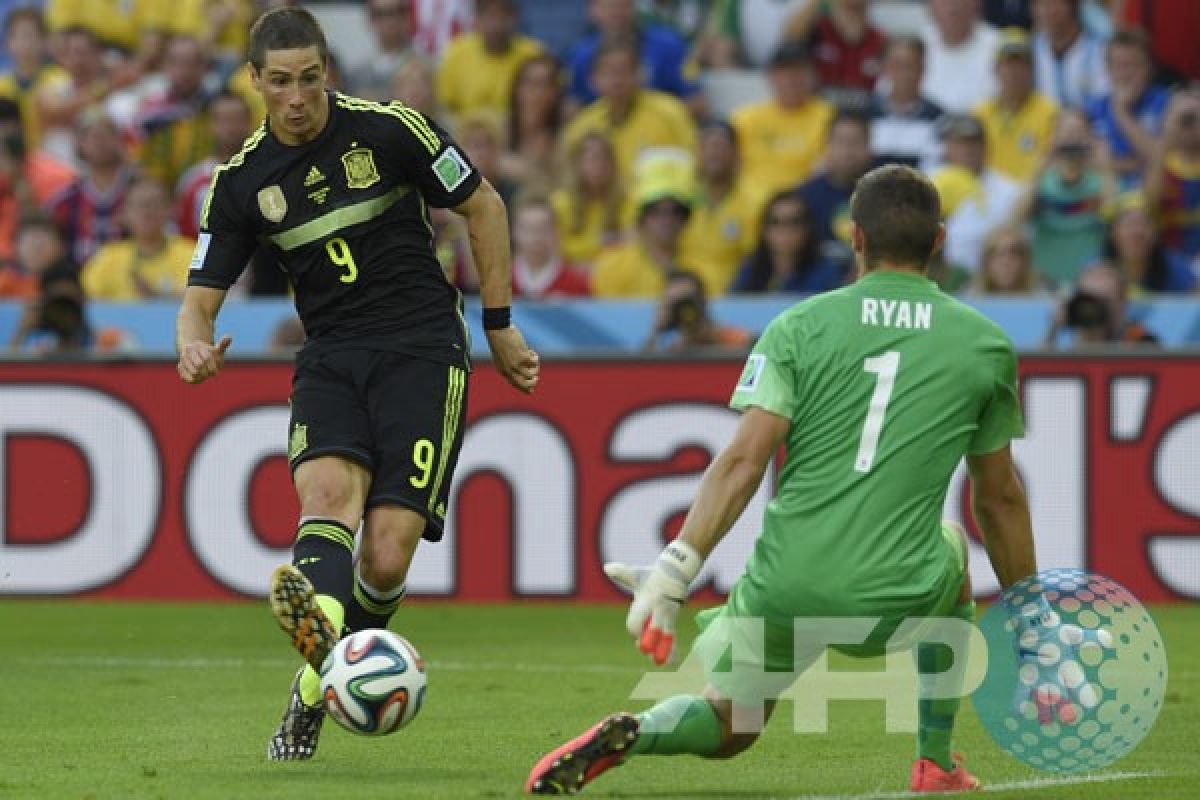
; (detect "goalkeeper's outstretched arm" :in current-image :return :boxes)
[966,444,1036,590]
[677,406,790,558]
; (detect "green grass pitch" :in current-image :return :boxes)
[0,601,1195,799]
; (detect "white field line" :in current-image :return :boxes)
[16,654,640,674]
[788,770,1168,800]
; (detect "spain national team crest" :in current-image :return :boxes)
[342,147,380,190]
[257,185,287,223]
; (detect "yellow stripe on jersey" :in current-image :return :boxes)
[335,94,441,154]
[200,124,267,229]
[269,185,410,250]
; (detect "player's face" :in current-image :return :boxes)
[254,47,329,146]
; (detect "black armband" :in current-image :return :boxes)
[482,306,512,330]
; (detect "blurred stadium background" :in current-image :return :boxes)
[0,1,1198,797]
[1,0,1196,610]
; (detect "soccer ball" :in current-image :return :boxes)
[319,629,427,735]
[974,569,1167,773]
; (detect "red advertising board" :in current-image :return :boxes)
[1,358,1198,602]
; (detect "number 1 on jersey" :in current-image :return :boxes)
[854,351,900,473]
[325,236,359,283]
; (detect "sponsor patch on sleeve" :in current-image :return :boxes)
[189,233,212,271]
[432,147,472,192]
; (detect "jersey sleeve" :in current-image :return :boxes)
[383,105,483,209]
[968,340,1026,455]
[729,317,797,419]
[187,172,257,290]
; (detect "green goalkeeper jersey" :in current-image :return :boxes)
[729,269,1024,622]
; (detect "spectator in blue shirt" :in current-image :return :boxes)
[796,110,874,265]
[1087,29,1171,187]
[730,189,843,293]
[567,0,699,109]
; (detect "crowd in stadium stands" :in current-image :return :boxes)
[0,0,1198,353]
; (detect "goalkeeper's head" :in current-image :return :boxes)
[849,164,945,275]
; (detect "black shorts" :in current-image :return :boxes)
[288,349,468,542]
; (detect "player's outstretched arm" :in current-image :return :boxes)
[175,286,231,385]
[454,178,539,394]
[969,444,1088,723]
[606,407,789,664]
[966,445,1036,589]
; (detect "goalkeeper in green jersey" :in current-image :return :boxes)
[527,165,1064,795]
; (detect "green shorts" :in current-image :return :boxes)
[692,522,968,706]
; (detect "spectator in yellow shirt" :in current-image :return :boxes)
[974,28,1059,184]
[436,0,543,118]
[0,8,69,151]
[45,0,149,54]
[679,119,765,296]
[551,130,630,267]
[731,41,835,196]
[155,0,256,74]
[82,177,195,300]
[561,35,697,187]
[45,0,162,89]
[592,148,710,298]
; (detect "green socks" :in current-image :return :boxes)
[630,695,722,756]
[916,600,975,771]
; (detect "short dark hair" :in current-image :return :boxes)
[850,165,941,269]
[248,8,329,72]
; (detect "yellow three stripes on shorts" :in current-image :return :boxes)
[429,366,466,511]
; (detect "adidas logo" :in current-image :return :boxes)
[304,166,325,186]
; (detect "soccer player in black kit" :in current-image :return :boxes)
[175,8,539,760]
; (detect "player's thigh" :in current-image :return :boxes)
[362,354,468,543]
[691,607,818,722]
[289,352,374,524]
[289,350,375,481]
[359,505,426,588]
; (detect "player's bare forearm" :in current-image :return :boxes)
[677,449,768,558]
[175,287,224,353]
[175,286,232,384]
[967,447,1037,589]
[678,406,789,558]
[455,178,512,309]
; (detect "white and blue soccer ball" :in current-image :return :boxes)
[319,629,427,736]
[974,569,1167,773]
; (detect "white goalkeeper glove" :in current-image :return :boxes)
[1006,590,1112,724]
[604,541,704,666]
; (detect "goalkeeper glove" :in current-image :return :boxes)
[604,540,704,666]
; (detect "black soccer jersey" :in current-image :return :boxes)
[188,91,482,367]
